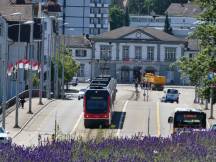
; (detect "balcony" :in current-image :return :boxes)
[96,24,101,28]
[103,14,108,18]
[97,3,102,7]
[103,24,109,28]
[89,3,95,7]
[103,4,109,7]
[97,14,102,17]
[89,24,95,28]
[90,13,95,17]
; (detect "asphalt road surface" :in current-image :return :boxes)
[11,84,206,146]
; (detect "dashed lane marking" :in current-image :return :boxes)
[156,102,161,136]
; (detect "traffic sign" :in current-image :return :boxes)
[208,73,214,80]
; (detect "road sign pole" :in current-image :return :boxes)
[209,86,214,119]
[205,99,208,110]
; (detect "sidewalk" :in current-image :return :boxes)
[3,98,54,139]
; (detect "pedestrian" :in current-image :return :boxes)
[38,134,42,145]
[19,97,26,108]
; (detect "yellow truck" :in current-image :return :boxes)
[142,73,166,91]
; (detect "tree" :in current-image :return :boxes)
[144,0,154,15]
[164,14,172,34]
[51,46,80,90]
[124,7,130,26]
[109,5,125,30]
[175,0,216,101]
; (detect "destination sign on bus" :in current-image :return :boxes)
[183,114,198,119]
[90,96,104,100]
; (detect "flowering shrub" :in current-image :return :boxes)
[0,131,216,162]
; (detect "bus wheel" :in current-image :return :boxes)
[104,120,110,128]
[84,120,90,128]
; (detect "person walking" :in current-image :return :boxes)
[19,97,26,108]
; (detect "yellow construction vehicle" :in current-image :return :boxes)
[142,73,166,91]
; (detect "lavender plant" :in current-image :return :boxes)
[0,131,215,162]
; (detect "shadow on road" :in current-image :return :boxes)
[111,111,126,129]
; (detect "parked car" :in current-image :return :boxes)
[78,89,86,100]
[85,79,91,83]
[161,89,180,103]
[0,127,12,144]
[210,124,216,131]
[71,77,79,86]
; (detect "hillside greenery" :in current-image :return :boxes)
[112,0,195,15]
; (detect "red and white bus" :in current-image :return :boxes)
[83,76,117,128]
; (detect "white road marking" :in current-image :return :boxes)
[156,102,161,136]
[116,100,128,137]
[70,112,83,135]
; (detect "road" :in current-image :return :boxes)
[10,84,209,146]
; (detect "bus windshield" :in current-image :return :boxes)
[85,90,109,114]
[174,112,206,128]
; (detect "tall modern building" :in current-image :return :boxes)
[59,0,110,36]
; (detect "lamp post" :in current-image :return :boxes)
[209,36,215,119]
[46,33,52,99]
[39,15,46,105]
[61,35,65,99]
[209,83,214,119]
[13,12,22,128]
[1,17,8,129]
[60,23,69,99]
[85,35,94,80]
[27,20,34,114]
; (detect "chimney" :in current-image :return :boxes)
[16,0,25,4]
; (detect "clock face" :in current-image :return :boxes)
[135,32,142,38]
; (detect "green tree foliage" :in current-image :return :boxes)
[51,47,80,86]
[32,74,40,88]
[128,0,191,15]
[109,5,125,30]
[175,0,216,100]
[124,7,130,26]
[164,14,172,34]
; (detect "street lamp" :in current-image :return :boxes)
[60,24,70,99]
[26,20,34,114]
[1,16,8,129]
[8,14,34,128]
[11,12,22,128]
[39,15,46,105]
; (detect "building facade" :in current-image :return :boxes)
[68,27,186,84]
[130,15,198,37]
[59,0,110,36]
[130,2,203,37]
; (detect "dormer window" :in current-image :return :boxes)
[75,49,87,57]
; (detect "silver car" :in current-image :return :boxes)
[0,127,12,144]
[162,89,180,103]
[78,89,86,100]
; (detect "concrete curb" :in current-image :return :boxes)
[12,99,55,139]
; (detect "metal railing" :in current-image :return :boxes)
[0,89,47,114]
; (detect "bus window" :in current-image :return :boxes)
[85,90,109,114]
